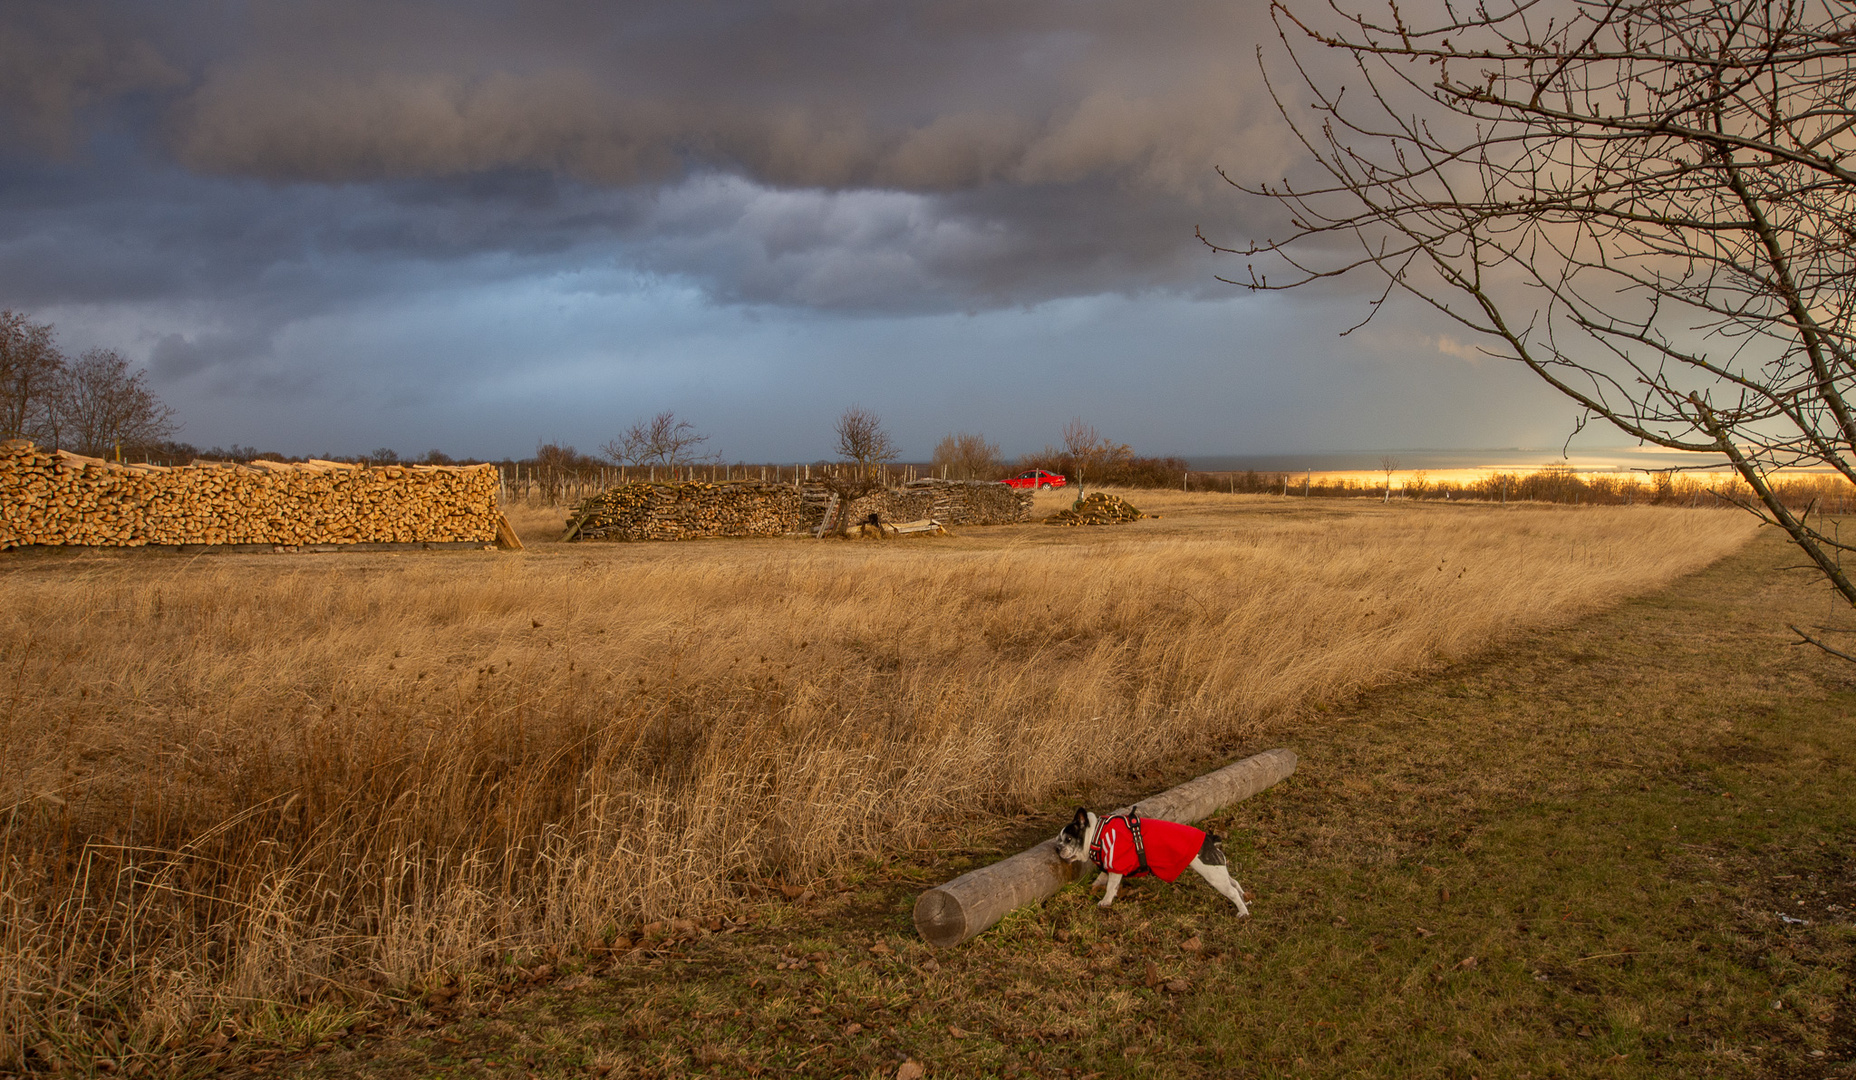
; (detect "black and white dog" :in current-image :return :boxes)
[1054,807,1250,915]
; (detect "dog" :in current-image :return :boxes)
[1054,806,1249,915]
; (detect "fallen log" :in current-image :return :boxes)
[912,747,1297,948]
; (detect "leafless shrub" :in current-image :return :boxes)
[931,431,1003,480]
[834,406,897,477]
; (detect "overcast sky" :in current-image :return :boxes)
[0,0,1591,462]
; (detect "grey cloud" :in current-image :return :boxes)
[0,0,1310,327]
[0,3,185,154]
[0,0,1284,197]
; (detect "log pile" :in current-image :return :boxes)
[837,479,1032,530]
[566,478,1030,541]
[565,481,808,541]
[1046,492,1144,526]
[0,440,502,549]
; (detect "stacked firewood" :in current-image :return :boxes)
[0,440,501,549]
[1046,492,1144,526]
[831,479,1031,531]
[564,477,1031,541]
[566,481,808,541]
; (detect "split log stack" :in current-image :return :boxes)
[838,479,1033,529]
[566,481,809,541]
[564,477,1032,541]
[0,440,501,549]
[1046,492,1144,526]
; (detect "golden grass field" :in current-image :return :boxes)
[0,490,1758,1065]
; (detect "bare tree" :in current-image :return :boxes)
[1378,455,1400,504]
[0,310,66,443]
[834,405,898,477]
[931,431,1004,480]
[1215,0,1856,655]
[602,410,711,466]
[1059,418,1133,484]
[60,348,178,457]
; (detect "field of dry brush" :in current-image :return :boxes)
[0,491,1756,1064]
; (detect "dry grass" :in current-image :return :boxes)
[0,493,1754,1066]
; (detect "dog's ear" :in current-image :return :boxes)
[1072,807,1092,831]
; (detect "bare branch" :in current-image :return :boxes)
[1227,0,1856,642]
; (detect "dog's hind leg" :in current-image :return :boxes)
[1190,859,1251,916]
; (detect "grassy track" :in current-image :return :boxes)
[253,525,1856,1078]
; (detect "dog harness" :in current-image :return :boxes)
[1087,808,1207,884]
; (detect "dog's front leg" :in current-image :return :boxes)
[1096,873,1124,908]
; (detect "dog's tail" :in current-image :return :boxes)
[1198,830,1227,867]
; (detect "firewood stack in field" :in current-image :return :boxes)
[565,481,809,541]
[843,478,1033,528]
[1046,492,1144,526]
[563,477,1033,541]
[0,440,502,549]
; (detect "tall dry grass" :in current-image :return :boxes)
[0,497,1754,1063]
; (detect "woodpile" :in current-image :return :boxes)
[564,481,808,541]
[0,440,503,550]
[1046,492,1144,526]
[835,479,1032,531]
[565,477,1030,542]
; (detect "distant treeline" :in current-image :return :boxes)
[1187,464,1856,512]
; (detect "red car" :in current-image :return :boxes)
[1003,469,1067,490]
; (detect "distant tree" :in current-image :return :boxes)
[834,406,898,477]
[0,310,66,444]
[368,448,401,464]
[531,442,605,470]
[419,449,456,465]
[1057,418,1133,485]
[931,431,1003,480]
[60,348,179,457]
[530,442,607,504]
[602,411,711,466]
[1379,456,1399,504]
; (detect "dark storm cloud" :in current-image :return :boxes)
[0,0,1542,462]
[0,0,1298,315]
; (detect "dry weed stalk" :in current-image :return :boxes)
[0,500,1753,1063]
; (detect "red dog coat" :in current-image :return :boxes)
[1088,814,1206,883]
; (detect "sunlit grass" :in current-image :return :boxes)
[0,495,1755,1065]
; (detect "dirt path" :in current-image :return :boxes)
[249,527,1854,1080]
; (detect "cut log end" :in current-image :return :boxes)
[912,888,967,948]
